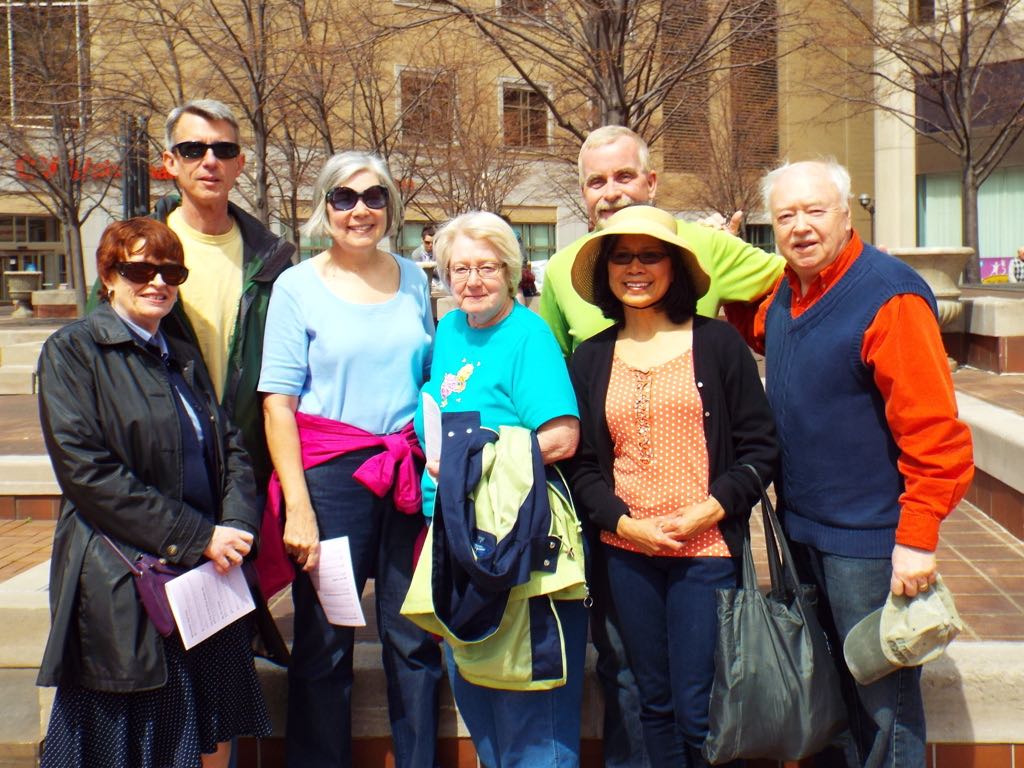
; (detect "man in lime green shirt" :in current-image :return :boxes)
[538,125,783,359]
[540,125,783,768]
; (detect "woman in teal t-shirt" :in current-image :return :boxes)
[415,212,585,767]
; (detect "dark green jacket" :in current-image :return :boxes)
[89,196,294,488]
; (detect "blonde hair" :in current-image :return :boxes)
[433,212,522,296]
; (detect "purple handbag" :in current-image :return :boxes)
[102,534,186,637]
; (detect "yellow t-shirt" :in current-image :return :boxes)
[167,208,244,400]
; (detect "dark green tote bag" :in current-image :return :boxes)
[702,467,847,764]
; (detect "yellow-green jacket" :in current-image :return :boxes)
[402,424,586,690]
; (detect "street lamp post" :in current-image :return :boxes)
[858,193,875,244]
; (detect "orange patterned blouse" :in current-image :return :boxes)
[601,350,730,558]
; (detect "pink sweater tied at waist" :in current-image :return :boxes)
[255,413,425,598]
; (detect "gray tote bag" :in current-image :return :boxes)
[702,467,847,764]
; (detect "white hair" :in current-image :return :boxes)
[760,159,852,212]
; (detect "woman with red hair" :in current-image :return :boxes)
[37,218,273,768]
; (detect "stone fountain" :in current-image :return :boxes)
[3,271,44,318]
[888,247,973,369]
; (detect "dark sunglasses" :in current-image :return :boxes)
[607,250,668,265]
[114,261,189,285]
[326,185,389,211]
[171,141,241,160]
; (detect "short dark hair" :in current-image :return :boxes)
[591,235,698,325]
[422,223,437,238]
[97,218,185,301]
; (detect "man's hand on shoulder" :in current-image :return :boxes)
[696,210,744,237]
[891,543,938,597]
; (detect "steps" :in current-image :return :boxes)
[0,330,59,396]
[0,562,52,768]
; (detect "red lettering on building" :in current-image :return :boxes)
[16,155,171,182]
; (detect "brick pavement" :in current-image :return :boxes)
[0,519,54,582]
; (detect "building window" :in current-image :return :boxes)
[297,234,332,262]
[745,224,775,253]
[516,222,555,263]
[501,0,546,18]
[0,214,64,296]
[0,215,61,245]
[503,85,548,148]
[911,0,935,22]
[974,0,1006,10]
[0,1,89,124]
[400,69,455,145]
[917,168,1024,276]
[398,222,428,259]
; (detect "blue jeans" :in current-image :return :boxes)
[446,599,588,768]
[286,450,442,768]
[605,547,739,768]
[796,544,926,768]
[582,518,650,768]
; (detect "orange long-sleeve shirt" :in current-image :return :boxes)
[728,231,974,551]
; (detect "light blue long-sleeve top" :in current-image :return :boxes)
[259,254,434,435]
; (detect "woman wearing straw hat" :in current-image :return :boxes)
[567,204,778,767]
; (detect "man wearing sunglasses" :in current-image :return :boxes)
[157,99,294,491]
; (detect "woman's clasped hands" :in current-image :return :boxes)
[617,497,726,556]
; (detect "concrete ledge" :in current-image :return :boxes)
[0,458,57,496]
[30,290,76,321]
[0,367,34,396]
[0,330,59,348]
[0,562,50,668]
[963,297,1024,337]
[256,642,602,741]
[0,343,42,367]
[922,642,1024,742]
[0,669,49,766]
[29,290,74,307]
[955,391,1024,495]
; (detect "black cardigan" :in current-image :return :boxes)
[567,316,779,558]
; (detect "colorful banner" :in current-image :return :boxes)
[980,257,1012,283]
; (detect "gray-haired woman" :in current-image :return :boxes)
[259,151,441,767]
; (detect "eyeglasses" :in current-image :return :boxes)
[171,141,242,160]
[449,263,503,282]
[607,250,668,265]
[326,185,389,211]
[114,261,190,286]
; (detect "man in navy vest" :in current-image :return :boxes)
[729,159,974,767]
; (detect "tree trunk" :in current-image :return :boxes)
[64,220,87,316]
[961,166,980,284]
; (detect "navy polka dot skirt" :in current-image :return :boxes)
[41,617,272,768]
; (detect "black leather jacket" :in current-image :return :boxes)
[36,303,261,692]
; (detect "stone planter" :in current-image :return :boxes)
[3,271,44,318]
[888,247,973,330]
[888,247,973,369]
